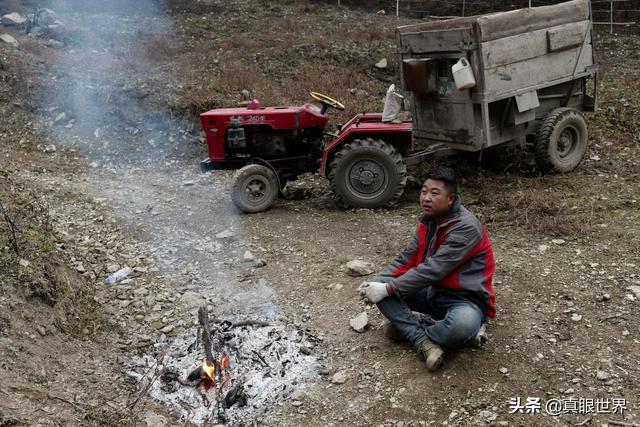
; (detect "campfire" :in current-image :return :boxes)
[128,304,321,425]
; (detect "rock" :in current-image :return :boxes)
[107,263,119,273]
[243,250,255,262]
[603,293,611,300]
[0,34,18,46]
[349,312,368,333]
[627,285,640,299]
[133,287,149,297]
[571,313,582,322]
[551,239,565,244]
[216,229,235,239]
[46,38,64,49]
[37,8,62,27]
[36,326,47,336]
[54,112,67,123]
[254,259,267,268]
[2,13,27,26]
[43,144,57,153]
[331,371,347,384]
[182,180,195,186]
[291,400,303,407]
[144,413,167,427]
[75,263,86,273]
[179,291,206,309]
[499,367,508,375]
[564,388,575,394]
[345,260,374,277]
[19,258,31,267]
[596,370,609,381]
[538,244,549,253]
[477,410,497,422]
[160,325,174,334]
[290,389,306,401]
[375,58,387,69]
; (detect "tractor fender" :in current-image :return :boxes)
[320,116,412,176]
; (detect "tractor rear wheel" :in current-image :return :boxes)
[534,108,588,173]
[231,164,278,213]
[328,138,406,209]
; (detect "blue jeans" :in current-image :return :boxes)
[376,288,486,350]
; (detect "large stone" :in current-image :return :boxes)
[0,34,18,46]
[375,58,387,69]
[216,229,235,239]
[2,13,27,26]
[628,285,640,299]
[349,312,368,333]
[331,370,347,384]
[345,260,374,277]
[179,291,206,309]
[37,8,62,26]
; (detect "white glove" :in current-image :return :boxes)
[357,281,390,304]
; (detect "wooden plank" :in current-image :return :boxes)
[477,0,589,42]
[397,15,481,34]
[400,27,472,53]
[481,20,589,69]
[483,42,594,99]
[547,21,587,52]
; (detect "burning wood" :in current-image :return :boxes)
[187,306,228,384]
[127,304,320,425]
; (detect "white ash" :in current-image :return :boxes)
[127,321,322,425]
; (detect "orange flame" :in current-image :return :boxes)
[201,356,230,382]
[202,360,216,381]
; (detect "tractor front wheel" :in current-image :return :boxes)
[231,164,278,213]
[328,138,406,209]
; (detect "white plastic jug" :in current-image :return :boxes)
[452,58,476,90]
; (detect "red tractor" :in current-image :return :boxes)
[200,92,412,213]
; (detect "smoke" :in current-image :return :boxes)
[36,0,194,163]
[33,0,283,315]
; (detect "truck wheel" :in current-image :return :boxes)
[534,108,588,173]
[328,138,406,208]
[231,164,278,213]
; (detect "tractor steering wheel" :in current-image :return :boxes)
[310,91,345,112]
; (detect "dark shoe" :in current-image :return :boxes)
[417,338,445,371]
[382,322,406,342]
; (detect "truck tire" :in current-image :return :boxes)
[328,138,406,208]
[231,164,278,213]
[534,108,588,173]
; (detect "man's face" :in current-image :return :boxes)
[420,179,454,219]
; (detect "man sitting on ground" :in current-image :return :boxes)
[358,167,496,371]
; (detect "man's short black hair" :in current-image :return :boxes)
[425,167,458,195]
